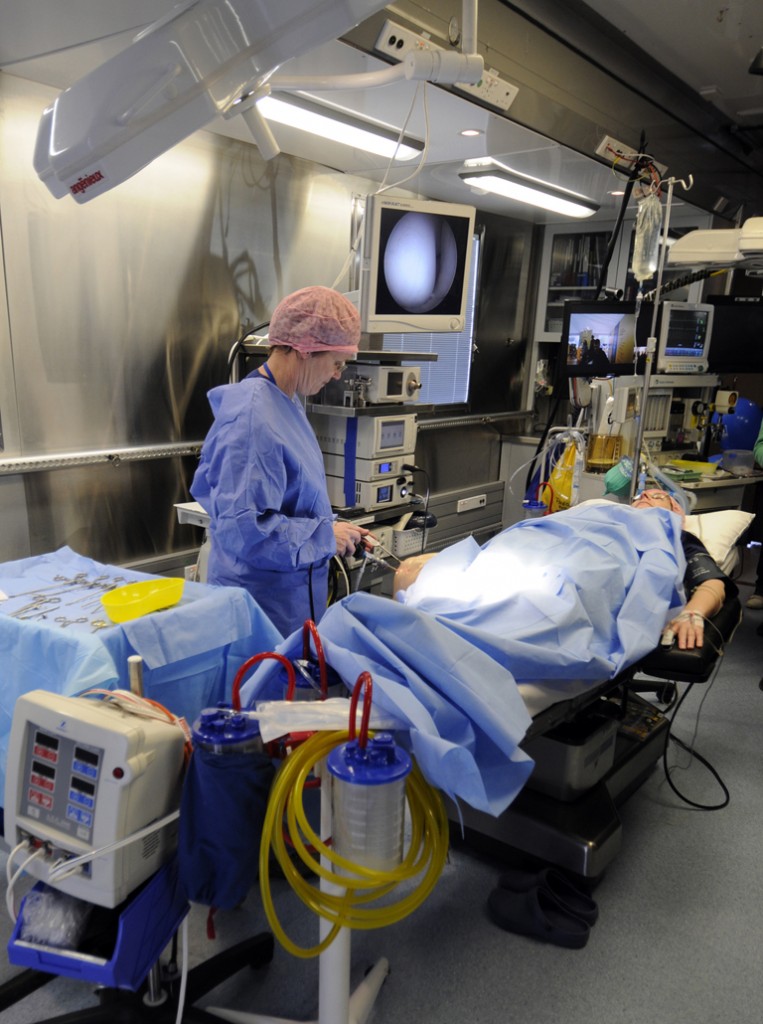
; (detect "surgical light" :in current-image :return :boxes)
[459,164,600,218]
[256,94,423,161]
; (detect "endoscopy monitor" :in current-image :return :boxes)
[359,194,476,334]
[556,301,650,394]
[706,295,763,373]
[655,301,714,374]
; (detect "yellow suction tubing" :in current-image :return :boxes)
[259,728,449,959]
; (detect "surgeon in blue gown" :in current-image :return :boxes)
[191,286,371,637]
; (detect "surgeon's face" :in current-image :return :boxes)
[298,351,353,396]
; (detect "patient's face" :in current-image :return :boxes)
[632,489,674,511]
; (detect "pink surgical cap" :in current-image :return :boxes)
[268,286,360,356]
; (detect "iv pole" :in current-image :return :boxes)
[628,175,694,501]
[205,771,390,1024]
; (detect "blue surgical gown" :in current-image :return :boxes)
[191,374,336,637]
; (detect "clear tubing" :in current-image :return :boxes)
[258,730,449,959]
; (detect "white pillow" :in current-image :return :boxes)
[683,510,755,574]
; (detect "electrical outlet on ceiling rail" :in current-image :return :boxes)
[374,18,441,60]
[374,18,518,112]
[595,134,668,176]
[453,69,518,111]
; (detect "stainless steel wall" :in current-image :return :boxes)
[0,72,534,568]
[0,74,368,566]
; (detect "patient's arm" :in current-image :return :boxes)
[662,578,726,650]
[393,553,438,594]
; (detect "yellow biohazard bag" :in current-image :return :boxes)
[540,441,578,513]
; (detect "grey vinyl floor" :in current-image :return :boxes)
[2,574,762,1024]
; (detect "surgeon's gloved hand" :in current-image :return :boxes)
[333,520,372,558]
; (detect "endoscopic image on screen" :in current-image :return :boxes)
[376,208,471,315]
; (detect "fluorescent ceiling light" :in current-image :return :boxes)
[257,94,423,161]
[459,165,599,218]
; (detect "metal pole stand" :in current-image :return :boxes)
[205,778,390,1024]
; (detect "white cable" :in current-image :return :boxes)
[375,83,430,195]
[6,846,45,923]
[173,915,190,1024]
[506,431,570,500]
[269,63,409,93]
[6,840,30,920]
[330,82,427,292]
[329,555,351,603]
[354,555,368,592]
[5,840,27,889]
[78,689,191,744]
[48,809,180,884]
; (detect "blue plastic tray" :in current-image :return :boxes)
[8,856,189,990]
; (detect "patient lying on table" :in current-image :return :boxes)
[255,494,735,817]
[630,489,732,650]
[394,492,735,660]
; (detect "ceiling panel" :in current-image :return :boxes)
[581,0,763,122]
[0,0,734,223]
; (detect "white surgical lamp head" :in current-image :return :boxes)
[667,217,763,271]
[33,0,393,203]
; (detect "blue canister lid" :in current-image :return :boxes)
[326,733,412,786]
[192,707,260,747]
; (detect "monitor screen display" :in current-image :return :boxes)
[359,194,476,334]
[707,296,763,373]
[655,301,713,373]
[556,301,650,392]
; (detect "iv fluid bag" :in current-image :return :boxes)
[631,194,662,281]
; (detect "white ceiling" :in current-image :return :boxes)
[1,1,761,223]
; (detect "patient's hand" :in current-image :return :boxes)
[663,610,704,650]
[394,554,437,594]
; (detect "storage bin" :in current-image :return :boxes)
[721,449,755,476]
[8,856,188,990]
[522,711,617,801]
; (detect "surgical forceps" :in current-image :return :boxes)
[55,615,88,628]
[8,596,62,619]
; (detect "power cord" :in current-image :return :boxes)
[226,320,270,382]
[661,663,730,810]
[402,464,432,554]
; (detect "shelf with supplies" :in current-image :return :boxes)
[533,210,713,345]
[534,224,617,342]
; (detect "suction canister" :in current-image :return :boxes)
[179,704,274,910]
[327,732,412,872]
[192,705,262,754]
[522,498,548,519]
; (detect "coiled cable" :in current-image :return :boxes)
[259,728,449,959]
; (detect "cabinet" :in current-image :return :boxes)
[534,225,618,341]
[533,209,713,344]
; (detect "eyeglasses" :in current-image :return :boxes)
[636,489,671,501]
[632,489,674,508]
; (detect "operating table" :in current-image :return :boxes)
[449,589,743,881]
